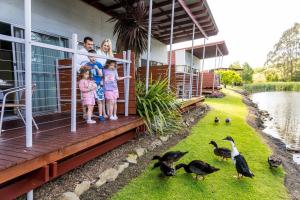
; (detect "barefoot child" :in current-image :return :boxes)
[87,49,107,121]
[79,66,97,124]
[103,60,131,120]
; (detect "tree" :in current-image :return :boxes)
[217,70,242,88]
[241,62,254,83]
[108,0,157,69]
[229,61,242,70]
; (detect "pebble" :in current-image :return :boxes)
[74,181,90,197]
[150,139,163,150]
[135,147,147,157]
[60,192,80,200]
[99,168,119,182]
[126,154,138,164]
[159,136,169,142]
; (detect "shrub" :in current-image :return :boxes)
[136,78,184,135]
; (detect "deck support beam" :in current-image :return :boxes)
[71,34,78,132]
[168,0,175,89]
[188,24,195,99]
[145,0,153,93]
[199,38,206,97]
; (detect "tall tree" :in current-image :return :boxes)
[241,62,254,83]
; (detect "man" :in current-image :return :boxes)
[76,36,94,72]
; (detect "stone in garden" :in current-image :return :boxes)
[190,117,195,123]
[135,147,147,157]
[95,179,106,188]
[99,168,119,182]
[60,192,80,200]
[74,181,90,196]
[150,139,163,150]
[126,154,138,164]
[117,162,129,173]
[159,136,169,142]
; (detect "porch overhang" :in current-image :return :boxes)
[81,0,219,44]
[183,40,229,59]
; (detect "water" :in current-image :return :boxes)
[251,92,300,163]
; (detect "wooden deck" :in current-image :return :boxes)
[0,114,144,198]
[178,96,205,112]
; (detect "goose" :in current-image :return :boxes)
[153,161,175,176]
[223,136,254,178]
[225,118,231,124]
[175,160,219,180]
[152,151,188,168]
[268,155,282,168]
[209,140,231,160]
[214,117,220,124]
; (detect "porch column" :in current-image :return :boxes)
[182,66,186,98]
[24,0,32,148]
[188,24,195,98]
[71,34,78,132]
[199,38,206,97]
[145,0,153,93]
[168,0,175,89]
[212,45,219,93]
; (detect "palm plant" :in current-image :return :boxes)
[136,78,184,135]
[108,0,157,68]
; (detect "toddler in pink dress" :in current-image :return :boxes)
[79,66,97,124]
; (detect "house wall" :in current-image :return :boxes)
[0,0,168,64]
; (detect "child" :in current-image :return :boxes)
[87,49,107,121]
[78,66,97,124]
[103,60,131,120]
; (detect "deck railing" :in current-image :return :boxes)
[0,32,132,146]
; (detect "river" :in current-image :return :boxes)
[251,91,300,164]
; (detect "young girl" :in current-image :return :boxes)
[103,60,131,120]
[79,66,97,124]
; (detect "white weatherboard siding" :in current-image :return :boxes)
[0,0,168,64]
[185,51,201,70]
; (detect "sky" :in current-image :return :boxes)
[171,0,300,69]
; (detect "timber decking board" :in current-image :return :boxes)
[0,115,143,184]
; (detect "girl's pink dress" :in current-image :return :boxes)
[79,79,97,106]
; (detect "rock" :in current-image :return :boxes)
[95,179,106,188]
[135,147,147,157]
[99,168,119,182]
[150,139,163,150]
[60,192,80,200]
[190,117,195,123]
[159,136,169,142]
[117,162,129,173]
[74,181,90,197]
[126,154,138,164]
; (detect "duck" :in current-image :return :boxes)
[153,161,176,176]
[268,155,282,168]
[214,117,220,124]
[223,136,254,179]
[225,118,231,124]
[175,160,219,180]
[209,140,231,160]
[152,151,188,168]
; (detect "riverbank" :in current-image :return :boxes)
[243,82,300,93]
[235,89,300,199]
[110,89,289,200]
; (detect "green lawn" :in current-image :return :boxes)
[112,89,288,200]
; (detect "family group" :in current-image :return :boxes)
[76,37,131,124]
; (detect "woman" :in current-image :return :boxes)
[97,39,114,118]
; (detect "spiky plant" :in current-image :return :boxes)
[108,0,157,68]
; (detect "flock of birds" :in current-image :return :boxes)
[152,117,282,180]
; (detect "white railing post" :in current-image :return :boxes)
[145,0,153,93]
[123,51,128,116]
[213,45,218,93]
[189,24,195,99]
[71,33,78,132]
[168,0,175,89]
[200,38,206,97]
[24,0,32,148]
[27,190,33,200]
[182,66,186,98]
[125,50,131,116]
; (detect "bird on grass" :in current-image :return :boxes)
[153,161,176,176]
[225,118,231,124]
[152,151,188,169]
[175,160,220,180]
[223,136,254,179]
[209,140,231,160]
[268,155,282,168]
[214,117,220,124]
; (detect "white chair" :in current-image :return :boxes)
[0,85,39,134]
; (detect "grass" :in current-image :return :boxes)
[243,82,300,93]
[112,89,288,200]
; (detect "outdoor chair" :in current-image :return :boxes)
[0,84,39,134]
